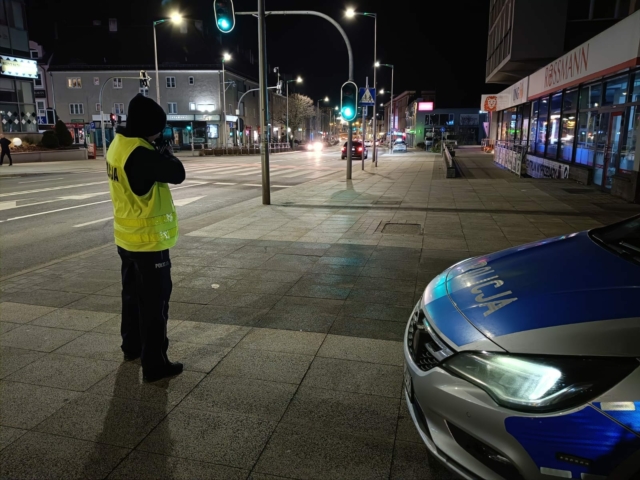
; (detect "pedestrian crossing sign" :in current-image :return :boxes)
[358,88,376,106]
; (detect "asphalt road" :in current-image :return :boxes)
[0,145,392,278]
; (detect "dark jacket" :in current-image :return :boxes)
[116,126,186,196]
[0,138,11,151]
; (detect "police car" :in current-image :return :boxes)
[404,214,640,480]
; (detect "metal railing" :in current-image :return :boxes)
[494,140,526,177]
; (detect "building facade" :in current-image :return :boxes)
[406,104,488,147]
[482,11,640,202]
[46,66,288,148]
[382,90,436,142]
[486,0,639,84]
[0,0,38,134]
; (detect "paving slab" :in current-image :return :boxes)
[317,335,404,366]
[0,380,79,429]
[391,440,457,480]
[237,328,326,355]
[167,341,231,373]
[31,309,117,331]
[0,290,86,308]
[0,346,46,379]
[139,406,277,470]
[0,431,129,479]
[215,347,314,385]
[54,331,123,361]
[181,373,296,421]
[187,305,270,327]
[0,302,56,324]
[0,426,26,451]
[64,294,122,313]
[0,324,84,352]
[254,422,394,480]
[169,321,250,347]
[329,316,406,342]
[109,450,248,480]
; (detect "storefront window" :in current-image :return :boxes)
[575,111,597,166]
[579,82,602,110]
[546,93,562,159]
[560,89,578,162]
[515,105,523,144]
[521,104,530,146]
[630,71,640,103]
[501,107,517,143]
[528,100,538,153]
[536,97,549,156]
[619,106,638,173]
[603,74,629,106]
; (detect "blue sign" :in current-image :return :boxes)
[358,88,376,106]
[440,127,446,132]
[90,121,96,129]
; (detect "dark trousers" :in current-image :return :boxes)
[118,246,172,371]
[0,150,12,165]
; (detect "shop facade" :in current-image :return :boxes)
[482,11,640,202]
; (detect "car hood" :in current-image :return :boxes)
[444,232,640,356]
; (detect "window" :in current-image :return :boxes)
[560,89,578,162]
[521,105,530,146]
[593,0,616,18]
[546,93,562,159]
[34,73,42,88]
[36,100,45,113]
[139,87,149,97]
[167,102,177,114]
[113,78,122,89]
[575,111,598,166]
[536,97,549,156]
[189,76,194,85]
[189,102,196,111]
[631,71,640,103]
[95,103,101,112]
[114,103,124,115]
[67,77,82,89]
[29,49,38,59]
[579,82,601,109]
[603,74,629,106]
[166,77,176,88]
[620,106,639,173]
[69,103,84,115]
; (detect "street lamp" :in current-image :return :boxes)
[316,96,328,139]
[285,76,302,146]
[221,53,232,150]
[377,62,394,151]
[346,7,378,165]
[153,12,183,104]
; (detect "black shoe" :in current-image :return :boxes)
[143,362,184,382]
[123,352,140,361]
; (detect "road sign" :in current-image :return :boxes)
[358,88,375,106]
[90,121,96,129]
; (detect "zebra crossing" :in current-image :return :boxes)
[183,162,340,181]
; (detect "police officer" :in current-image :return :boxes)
[107,94,185,382]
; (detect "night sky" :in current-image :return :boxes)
[28,0,503,108]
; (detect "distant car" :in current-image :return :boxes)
[341,141,368,159]
[364,140,373,147]
[306,140,324,152]
[392,140,407,153]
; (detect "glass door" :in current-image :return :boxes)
[603,112,624,190]
[593,112,609,187]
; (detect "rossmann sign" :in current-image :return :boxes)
[528,10,640,99]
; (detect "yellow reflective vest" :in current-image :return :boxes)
[107,134,178,252]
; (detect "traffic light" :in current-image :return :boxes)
[214,0,235,33]
[139,70,150,88]
[186,125,192,131]
[340,81,358,122]
[110,114,116,127]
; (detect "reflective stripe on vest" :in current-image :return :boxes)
[107,134,178,252]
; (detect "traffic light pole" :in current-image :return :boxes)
[236,9,354,180]
[100,75,145,158]
[257,0,270,205]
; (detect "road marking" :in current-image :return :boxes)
[19,177,64,184]
[73,217,112,228]
[236,169,264,176]
[5,200,112,221]
[243,184,262,187]
[174,196,205,207]
[273,185,292,188]
[268,169,297,177]
[214,182,237,185]
[0,181,106,198]
[281,170,314,178]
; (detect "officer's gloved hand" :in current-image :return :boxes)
[158,143,174,157]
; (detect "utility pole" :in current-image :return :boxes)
[257,0,270,204]
[361,76,367,171]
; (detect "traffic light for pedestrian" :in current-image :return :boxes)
[340,81,358,122]
[214,0,235,33]
[110,114,116,126]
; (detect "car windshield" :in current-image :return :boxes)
[590,215,640,265]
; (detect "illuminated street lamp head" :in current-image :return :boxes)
[324,96,329,102]
[379,89,384,94]
[346,7,356,17]
[375,62,380,67]
[223,53,231,62]
[335,106,339,110]
[296,76,303,83]
[170,12,183,23]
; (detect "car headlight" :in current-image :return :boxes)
[442,352,638,413]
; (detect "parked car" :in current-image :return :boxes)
[392,140,407,153]
[341,141,368,159]
[404,214,640,480]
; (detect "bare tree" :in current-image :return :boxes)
[272,93,315,138]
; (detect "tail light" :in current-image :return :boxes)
[342,147,346,151]
[358,147,363,152]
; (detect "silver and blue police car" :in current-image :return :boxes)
[404,215,640,480]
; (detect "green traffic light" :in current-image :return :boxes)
[342,107,352,117]
[218,18,230,31]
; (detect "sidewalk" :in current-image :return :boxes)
[1,150,638,479]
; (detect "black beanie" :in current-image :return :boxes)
[125,94,167,138]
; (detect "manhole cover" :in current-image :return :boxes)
[563,188,591,194]
[381,223,422,235]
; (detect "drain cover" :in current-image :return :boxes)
[381,223,422,235]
